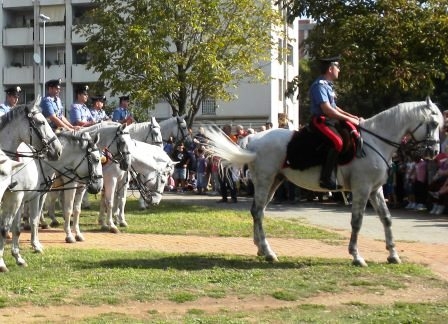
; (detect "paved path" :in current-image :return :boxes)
[19,192,448,280]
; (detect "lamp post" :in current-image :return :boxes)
[39,14,50,96]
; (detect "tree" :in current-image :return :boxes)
[282,0,448,116]
[76,0,283,125]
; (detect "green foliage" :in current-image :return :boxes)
[76,0,283,122]
[286,0,448,116]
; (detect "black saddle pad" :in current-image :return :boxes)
[285,127,354,170]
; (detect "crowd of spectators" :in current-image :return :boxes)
[161,116,448,215]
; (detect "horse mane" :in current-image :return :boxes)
[81,121,121,133]
[364,101,433,130]
[0,103,28,131]
[128,122,153,133]
[57,130,92,148]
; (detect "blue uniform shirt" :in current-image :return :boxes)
[70,103,93,125]
[90,108,107,123]
[309,77,336,116]
[112,106,130,122]
[41,95,64,129]
[0,102,12,116]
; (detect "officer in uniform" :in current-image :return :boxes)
[70,85,95,127]
[309,56,363,190]
[40,79,78,130]
[112,95,133,125]
[89,95,108,123]
[0,86,21,116]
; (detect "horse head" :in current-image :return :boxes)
[84,132,104,194]
[115,124,133,171]
[406,97,443,159]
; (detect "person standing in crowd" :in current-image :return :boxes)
[0,86,21,116]
[171,142,190,192]
[195,146,208,195]
[70,85,95,127]
[112,95,133,125]
[40,79,78,131]
[265,122,273,130]
[217,124,238,203]
[309,56,363,190]
[89,95,108,123]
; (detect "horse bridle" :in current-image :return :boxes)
[10,137,103,194]
[129,166,167,203]
[105,126,131,166]
[3,105,58,159]
[144,120,163,146]
[359,118,439,168]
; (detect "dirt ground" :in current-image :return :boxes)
[2,225,448,322]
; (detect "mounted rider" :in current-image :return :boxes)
[89,95,109,123]
[40,78,78,131]
[0,86,21,116]
[309,56,363,190]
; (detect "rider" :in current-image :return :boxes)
[309,56,363,190]
[41,79,78,131]
[89,95,109,123]
[0,86,21,116]
[70,85,95,127]
[112,95,134,125]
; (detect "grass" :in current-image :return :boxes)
[1,195,447,322]
[57,195,344,240]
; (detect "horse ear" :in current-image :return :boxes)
[34,94,42,107]
[426,96,432,106]
[94,133,100,144]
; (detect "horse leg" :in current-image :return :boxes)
[115,177,129,227]
[104,178,120,233]
[63,188,77,243]
[29,196,46,253]
[98,189,108,230]
[348,190,369,267]
[251,174,284,262]
[138,196,147,210]
[46,191,60,227]
[368,188,401,264]
[11,208,26,267]
[72,186,86,242]
[0,212,11,272]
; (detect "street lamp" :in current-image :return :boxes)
[39,14,50,96]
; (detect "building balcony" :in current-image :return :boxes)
[72,25,99,44]
[72,64,100,83]
[41,65,66,83]
[40,26,66,46]
[3,66,34,84]
[2,0,33,8]
[3,28,34,47]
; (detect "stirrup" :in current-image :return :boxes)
[319,179,342,190]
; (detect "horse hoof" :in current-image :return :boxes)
[387,256,402,264]
[100,225,109,232]
[40,222,49,229]
[75,234,85,242]
[50,220,60,227]
[17,261,27,267]
[352,259,368,267]
[65,236,76,244]
[0,266,9,272]
[109,227,120,234]
[119,222,128,228]
[265,255,279,263]
[5,232,12,240]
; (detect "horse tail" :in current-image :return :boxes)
[204,126,256,168]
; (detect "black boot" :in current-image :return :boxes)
[319,148,342,190]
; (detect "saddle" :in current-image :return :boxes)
[284,122,360,170]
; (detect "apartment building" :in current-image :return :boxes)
[1,0,299,130]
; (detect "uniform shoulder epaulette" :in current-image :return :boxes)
[318,80,328,85]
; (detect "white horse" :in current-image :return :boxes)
[0,132,103,272]
[0,95,62,161]
[106,140,175,228]
[44,122,133,237]
[159,115,188,145]
[128,116,163,147]
[205,98,443,266]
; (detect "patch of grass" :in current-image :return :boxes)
[168,292,197,303]
[272,290,298,301]
[73,197,344,240]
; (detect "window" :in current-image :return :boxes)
[278,79,284,101]
[287,44,294,65]
[202,98,216,115]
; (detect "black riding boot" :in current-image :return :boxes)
[319,148,342,190]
